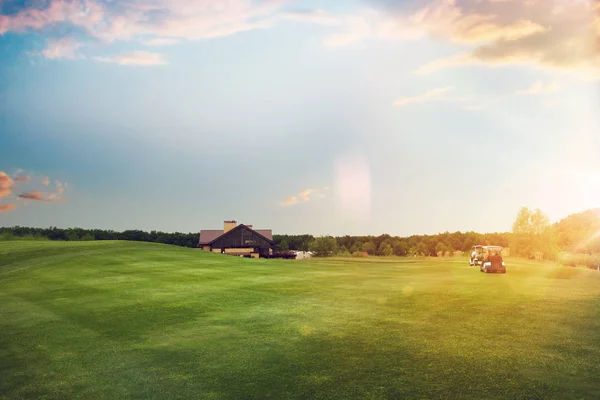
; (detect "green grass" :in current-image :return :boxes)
[0,233,49,241]
[1,241,599,400]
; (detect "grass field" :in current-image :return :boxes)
[1,241,600,399]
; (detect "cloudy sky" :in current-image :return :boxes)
[1,0,599,236]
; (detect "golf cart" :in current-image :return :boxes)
[469,245,506,274]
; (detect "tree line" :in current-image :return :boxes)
[1,207,599,262]
[510,207,600,259]
[0,226,198,248]
[0,225,510,256]
[292,207,600,260]
[509,207,600,269]
[275,231,510,257]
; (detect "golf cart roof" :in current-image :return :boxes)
[473,245,503,249]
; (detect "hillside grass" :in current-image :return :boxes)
[0,232,49,241]
[1,240,599,399]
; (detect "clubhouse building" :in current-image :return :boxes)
[198,220,274,258]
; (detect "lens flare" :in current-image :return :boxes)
[334,152,371,220]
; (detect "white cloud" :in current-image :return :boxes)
[281,187,327,206]
[409,0,600,74]
[0,0,284,47]
[41,37,83,60]
[2,0,598,75]
[282,9,341,26]
[95,51,168,66]
[0,172,14,198]
[142,38,181,47]
[399,1,547,44]
[322,16,372,47]
[287,0,599,75]
[416,53,475,74]
[393,87,454,106]
[464,104,485,111]
[282,195,299,206]
[515,81,560,95]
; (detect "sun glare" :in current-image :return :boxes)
[334,152,372,220]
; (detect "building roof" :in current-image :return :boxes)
[199,230,224,244]
[252,230,273,241]
[199,226,273,245]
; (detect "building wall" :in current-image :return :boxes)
[211,226,272,250]
[224,248,254,255]
[202,245,211,251]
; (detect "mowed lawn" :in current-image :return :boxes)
[1,241,600,400]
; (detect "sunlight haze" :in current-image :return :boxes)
[1,0,599,236]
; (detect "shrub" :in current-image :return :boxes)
[0,233,48,241]
[309,236,338,257]
[80,233,95,241]
[558,253,600,269]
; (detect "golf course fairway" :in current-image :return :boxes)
[1,240,599,399]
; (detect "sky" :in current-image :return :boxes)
[0,0,599,237]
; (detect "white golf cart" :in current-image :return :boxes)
[469,245,506,273]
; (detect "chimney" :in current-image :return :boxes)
[247,225,253,230]
[224,220,237,233]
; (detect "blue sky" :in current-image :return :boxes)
[1,0,599,236]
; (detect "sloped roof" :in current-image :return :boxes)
[199,226,273,245]
[255,230,273,241]
[199,230,224,245]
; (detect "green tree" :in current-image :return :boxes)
[416,242,428,256]
[531,209,550,235]
[362,241,377,255]
[338,245,350,256]
[65,230,79,241]
[309,236,338,257]
[408,246,418,257]
[377,239,392,256]
[513,207,550,235]
[392,240,409,256]
[511,207,553,259]
[435,242,447,257]
[80,233,94,241]
[379,243,393,257]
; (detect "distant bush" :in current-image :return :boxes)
[337,246,351,257]
[308,236,338,257]
[80,233,95,241]
[0,232,48,241]
[546,267,582,279]
[0,232,14,241]
[0,226,199,247]
[558,253,600,270]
